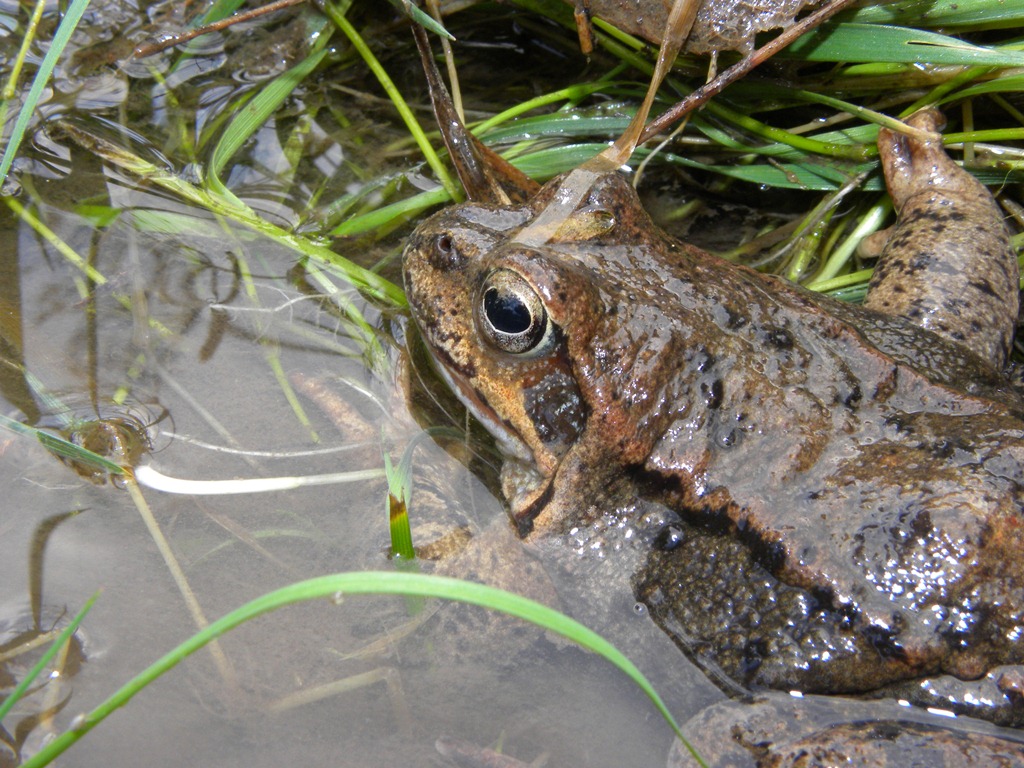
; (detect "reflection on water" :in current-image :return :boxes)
[0,4,711,766]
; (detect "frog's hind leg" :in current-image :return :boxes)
[864,109,1019,369]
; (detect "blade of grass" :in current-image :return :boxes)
[6,198,107,285]
[382,434,423,614]
[688,159,878,190]
[194,0,246,27]
[20,571,707,768]
[53,122,406,307]
[0,0,47,100]
[480,110,635,145]
[0,414,126,476]
[265,351,320,443]
[943,128,1024,144]
[388,0,453,40]
[506,142,881,191]
[383,429,445,563]
[207,41,333,195]
[319,172,403,229]
[330,186,450,237]
[848,0,1024,28]
[320,1,459,200]
[786,23,1024,66]
[703,100,874,161]
[809,198,890,285]
[948,73,1024,100]
[384,446,415,561]
[808,268,874,294]
[124,478,238,688]
[220,244,324,443]
[5,197,176,336]
[0,0,92,185]
[473,81,616,136]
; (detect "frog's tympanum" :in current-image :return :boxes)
[402,108,1024,725]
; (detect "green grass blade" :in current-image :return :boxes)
[320,1,459,200]
[195,0,246,25]
[208,43,332,184]
[508,142,878,192]
[0,0,92,185]
[0,414,126,476]
[848,0,1024,28]
[946,73,1024,100]
[480,111,635,144]
[691,159,878,191]
[473,81,614,135]
[6,197,107,285]
[54,122,406,307]
[20,572,705,768]
[510,143,604,178]
[383,451,414,561]
[388,0,453,40]
[330,186,451,237]
[1,0,47,101]
[788,23,1024,66]
[383,430,445,563]
[0,594,97,721]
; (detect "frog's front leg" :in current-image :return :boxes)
[506,441,633,539]
[864,108,1019,369]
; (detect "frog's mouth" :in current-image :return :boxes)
[428,350,535,466]
[422,345,554,535]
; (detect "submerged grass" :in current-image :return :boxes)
[0,595,95,721]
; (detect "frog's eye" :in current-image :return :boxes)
[478,269,552,355]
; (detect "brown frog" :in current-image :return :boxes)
[403,98,1024,727]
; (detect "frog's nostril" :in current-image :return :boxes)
[430,231,466,270]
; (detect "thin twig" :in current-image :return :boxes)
[132,0,307,59]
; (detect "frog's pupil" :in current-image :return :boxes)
[484,287,531,334]
[479,269,549,354]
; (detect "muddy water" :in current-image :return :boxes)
[1,4,721,767]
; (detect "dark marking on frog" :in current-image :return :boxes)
[522,367,587,448]
[702,379,724,410]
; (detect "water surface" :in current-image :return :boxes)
[1,4,721,766]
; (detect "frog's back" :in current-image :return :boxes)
[629,112,1024,722]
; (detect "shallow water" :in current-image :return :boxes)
[10,3,1024,766]
[1,4,723,766]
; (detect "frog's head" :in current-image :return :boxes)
[404,170,665,518]
[404,168,687,534]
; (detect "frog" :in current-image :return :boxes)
[402,91,1024,729]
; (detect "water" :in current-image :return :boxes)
[0,4,718,766]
